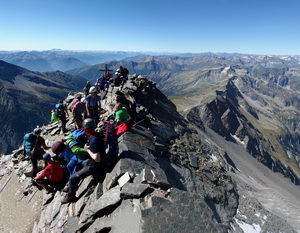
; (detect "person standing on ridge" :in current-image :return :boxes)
[23,127,51,185]
[68,94,85,129]
[55,99,69,134]
[85,86,101,125]
[84,81,92,97]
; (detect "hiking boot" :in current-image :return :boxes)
[61,195,77,204]
[45,186,54,194]
[62,186,69,192]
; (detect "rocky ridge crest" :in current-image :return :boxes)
[0,76,239,232]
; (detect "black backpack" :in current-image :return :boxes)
[100,121,119,169]
[101,121,119,156]
[122,68,129,76]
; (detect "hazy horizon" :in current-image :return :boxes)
[1,0,300,55]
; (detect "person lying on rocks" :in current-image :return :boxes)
[61,118,107,203]
[33,153,66,194]
[112,103,129,125]
[115,119,134,137]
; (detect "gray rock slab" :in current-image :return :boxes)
[85,199,142,233]
[117,172,131,187]
[139,188,226,233]
[188,152,199,168]
[37,191,64,229]
[134,168,156,184]
[62,215,81,233]
[134,168,171,190]
[205,171,217,182]
[103,158,136,192]
[80,185,121,223]
[118,140,156,159]
[73,176,95,216]
[50,203,69,231]
[119,130,155,151]
[103,153,164,192]
[121,183,150,199]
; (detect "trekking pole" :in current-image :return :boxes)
[132,119,145,127]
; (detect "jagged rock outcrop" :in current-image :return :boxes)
[0,76,240,232]
[186,76,300,185]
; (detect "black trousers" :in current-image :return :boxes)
[68,159,106,197]
[30,154,46,178]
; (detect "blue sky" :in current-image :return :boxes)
[0,0,300,55]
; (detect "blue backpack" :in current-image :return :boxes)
[55,103,65,117]
[23,133,36,156]
[66,129,87,148]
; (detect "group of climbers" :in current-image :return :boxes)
[23,70,135,203]
[53,66,129,133]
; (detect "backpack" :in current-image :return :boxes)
[23,133,36,155]
[68,100,79,112]
[55,103,65,117]
[122,68,129,76]
[51,110,60,122]
[73,102,85,115]
[23,133,45,157]
[100,121,119,157]
[65,129,87,149]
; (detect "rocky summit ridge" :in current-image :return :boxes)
[0,75,299,232]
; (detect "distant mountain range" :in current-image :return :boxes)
[0,60,86,154]
[0,50,255,73]
[0,50,145,72]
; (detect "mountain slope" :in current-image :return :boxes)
[0,60,86,154]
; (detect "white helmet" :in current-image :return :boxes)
[89,86,97,93]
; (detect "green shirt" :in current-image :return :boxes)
[115,107,129,121]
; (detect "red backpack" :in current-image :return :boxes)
[69,100,79,111]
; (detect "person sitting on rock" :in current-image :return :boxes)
[33,153,65,193]
[51,141,82,177]
[61,118,107,203]
[112,103,129,125]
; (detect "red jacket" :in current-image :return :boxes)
[115,123,131,137]
[36,160,64,182]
